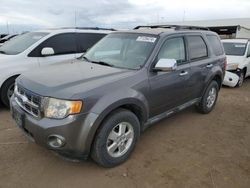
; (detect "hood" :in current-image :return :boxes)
[226,55,245,65]
[18,60,135,99]
[0,53,18,66]
[0,53,13,60]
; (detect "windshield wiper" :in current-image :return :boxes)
[79,56,90,62]
[0,50,6,54]
[91,60,114,67]
[81,56,113,67]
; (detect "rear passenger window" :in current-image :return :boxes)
[206,35,224,56]
[158,37,186,65]
[187,36,208,60]
[76,33,106,53]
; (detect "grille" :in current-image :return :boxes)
[14,85,42,118]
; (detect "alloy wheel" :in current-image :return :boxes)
[106,122,134,158]
[206,87,217,109]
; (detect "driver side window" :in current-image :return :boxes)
[29,33,77,57]
[158,37,186,65]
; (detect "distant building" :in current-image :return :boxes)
[155,18,250,39]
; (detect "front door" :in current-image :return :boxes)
[148,36,192,117]
[37,33,77,66]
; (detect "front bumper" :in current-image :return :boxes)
[222,71,239,87]
[10,96,99,159]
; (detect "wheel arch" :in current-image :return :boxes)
[0,74,20,90]
[0,74,20,103]
[212,74,222,89]
[85,99,148,155]
[242,67,247,77]
[202,71,223,97]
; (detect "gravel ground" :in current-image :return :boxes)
[0,78,250,188]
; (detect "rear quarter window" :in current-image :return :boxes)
[206,35,224,56]
[76,33,106,53]
[187,35,208,60]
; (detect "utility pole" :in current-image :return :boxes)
[182,10,186,22]
[6,21,10,34]
[74,10,77,28]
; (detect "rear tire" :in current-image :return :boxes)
[91,109,140,168]
[0,77,16,108]
[196,81,219,114]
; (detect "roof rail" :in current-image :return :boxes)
[231,38,250,41]
[134,25,210,31]
[58,27,116,31]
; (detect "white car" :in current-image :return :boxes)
[222,39,250,87]
[0,28,112,107]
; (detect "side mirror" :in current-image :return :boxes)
[153,59,177,72]
[41,47,55,56]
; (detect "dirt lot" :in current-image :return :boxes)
[0,79,250,188]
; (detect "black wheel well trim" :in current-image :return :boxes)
[0,74,20,93]
[87,101,148,155]
[202,73,222,97]
[242,67,247,76]
[212,74,222,88]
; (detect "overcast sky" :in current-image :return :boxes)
[1,0,250,33]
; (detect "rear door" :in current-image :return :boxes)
[30,33,78,66]
[148,36,192,116]
[185,34,214,99]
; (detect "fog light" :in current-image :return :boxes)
[48,135,66,148]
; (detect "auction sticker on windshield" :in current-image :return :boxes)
[235,44,246,48]
[136,36,156,43]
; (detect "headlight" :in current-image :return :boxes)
[44,98,83,119]
[227,63,239,70]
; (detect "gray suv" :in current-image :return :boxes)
[10,25,226,167]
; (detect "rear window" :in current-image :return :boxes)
[206,35,224,56]
[0,32,48,55]
[222,42,246,56]
[187,36,208,60]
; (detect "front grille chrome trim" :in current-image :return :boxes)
[14,85,42,118]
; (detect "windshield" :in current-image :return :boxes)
[0,32,49,55]
[84,33,157,69]
[223,42,247,56]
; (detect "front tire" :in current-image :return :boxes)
[196,81,219,114]
[0,77,16,108]
[236,70,245,87]
[91,109,140,168]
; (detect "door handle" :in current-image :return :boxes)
[206,64,213,68]
[179,71,188,76]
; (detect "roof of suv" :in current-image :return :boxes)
[118,25,217,36]
[32,27,114,34]
[221,38,250,43]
